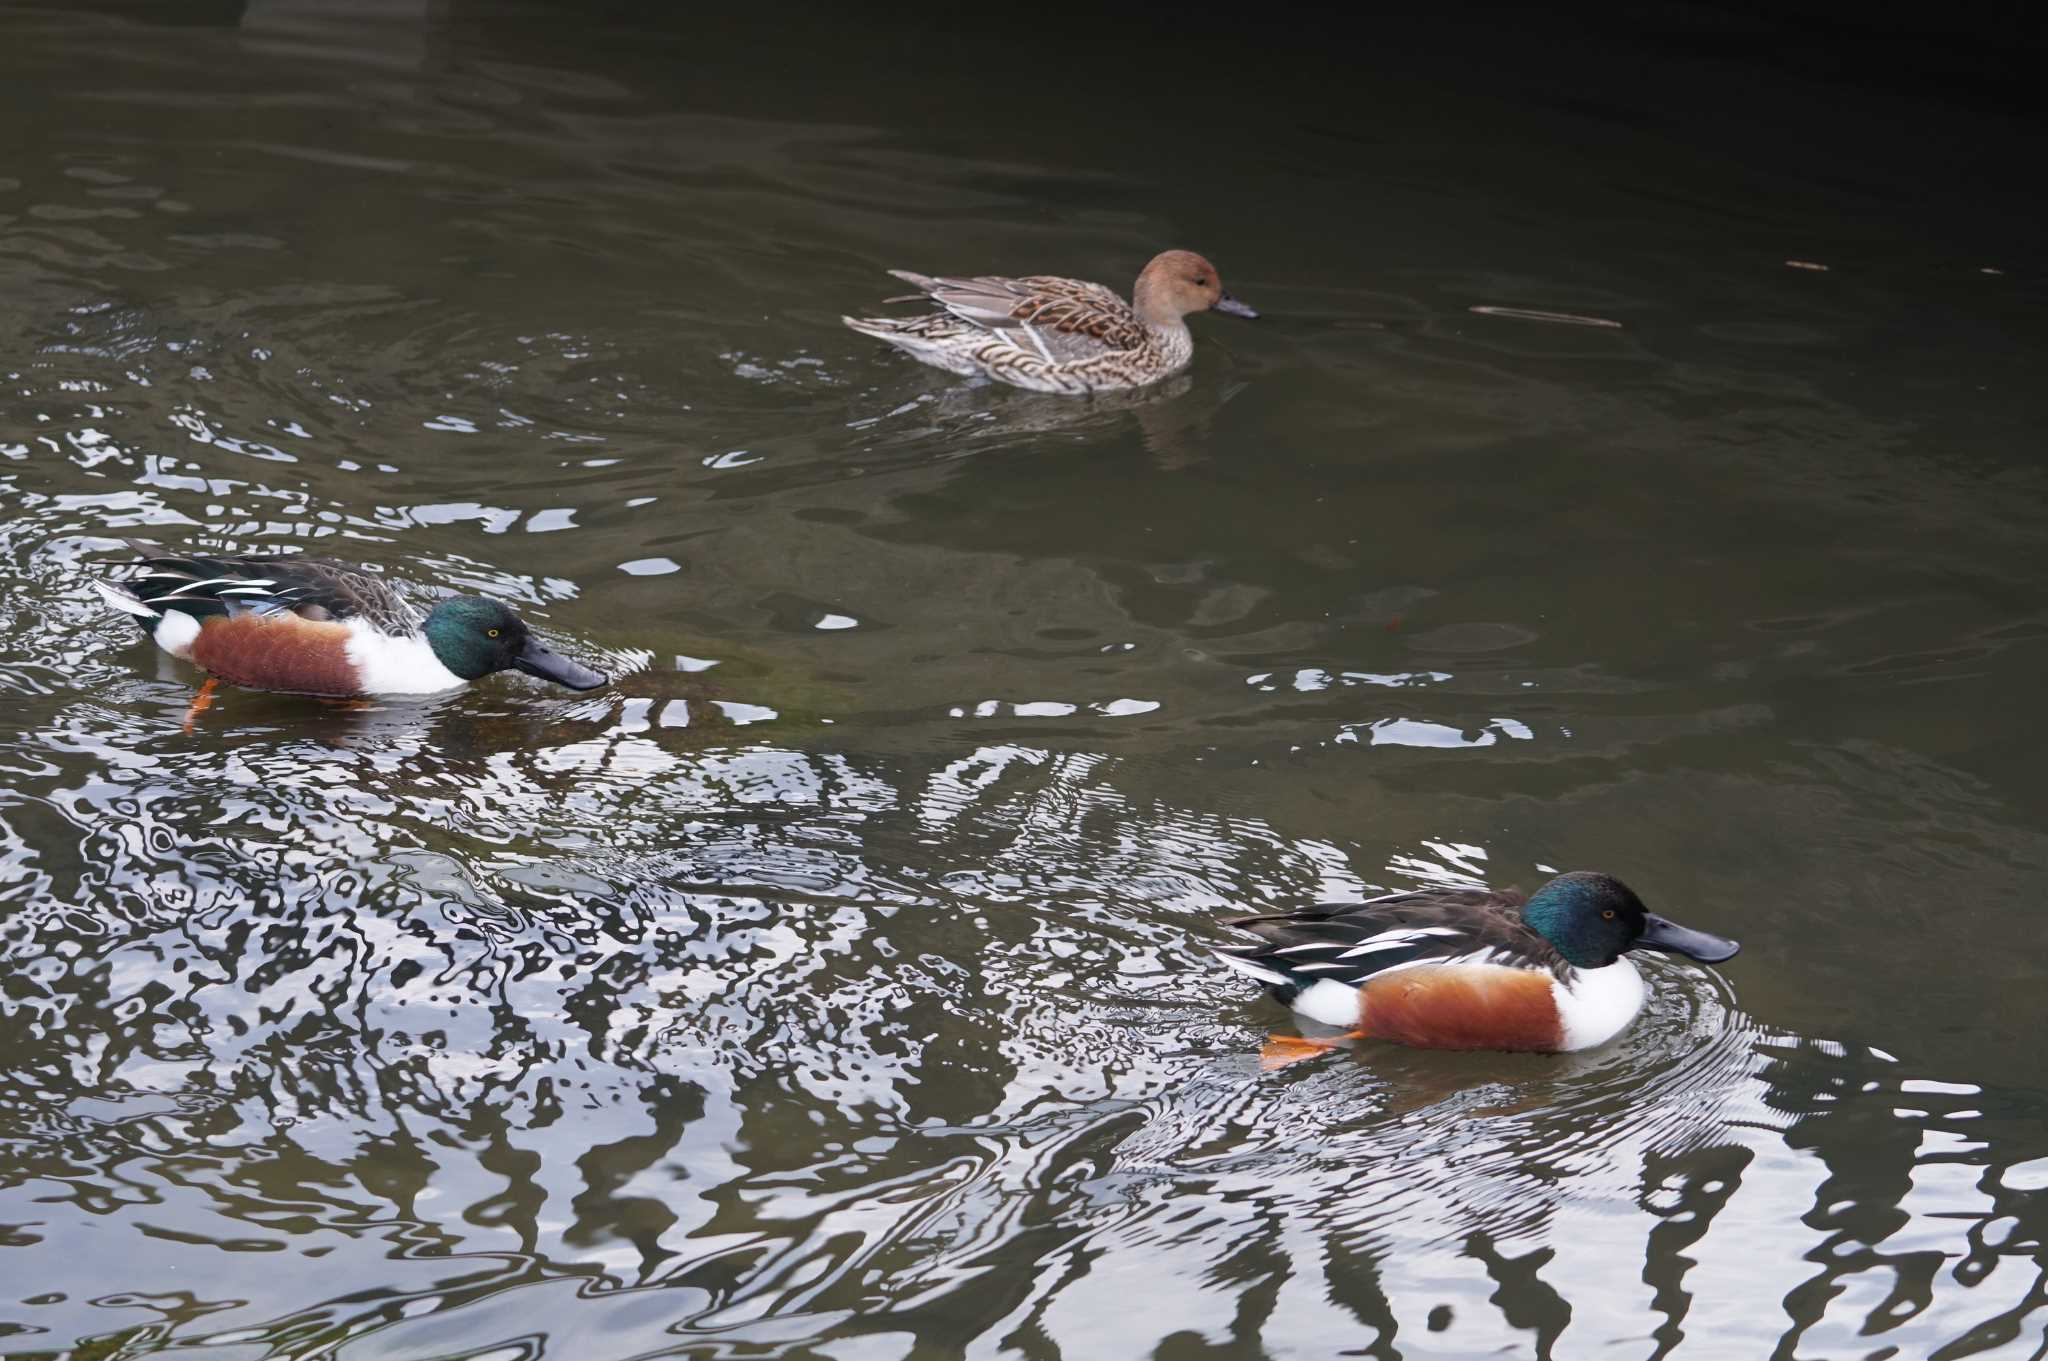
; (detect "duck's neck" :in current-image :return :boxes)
[1132,275,1183,329]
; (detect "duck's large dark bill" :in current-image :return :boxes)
[1214,292,1259,319]
[1637,913,1740,963]
[513,639,608,691]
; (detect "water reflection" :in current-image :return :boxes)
[1,701,2044,1356]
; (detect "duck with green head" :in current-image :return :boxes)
[1212,871,1739,1067]
[94,540,608,700]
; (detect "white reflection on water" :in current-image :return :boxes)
[1,709,2040,1358]
[1338,716,1536,747]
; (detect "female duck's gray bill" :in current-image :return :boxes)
[1214,292,1259,319]
[513,637,608,691]
[1636,913,1740,964]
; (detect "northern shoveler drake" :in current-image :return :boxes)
[93,539,608,706]
[1212,872,1739,1068]
[842,249,1257,394]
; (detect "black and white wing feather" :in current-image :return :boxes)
[1212,887,1559,1002]
[98,539,421,633]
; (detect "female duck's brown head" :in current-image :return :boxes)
[1132,249,1259,327]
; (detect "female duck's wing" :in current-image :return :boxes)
[1212,888,1560,996]
[886,270,1148,362]
[115,539,421,633]
[1012,274,1127,311]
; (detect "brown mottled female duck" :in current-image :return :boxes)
[844,249,1256,394]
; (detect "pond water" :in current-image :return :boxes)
[2,3,2046,1358]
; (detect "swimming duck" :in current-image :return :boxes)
[1212,872,1738,1067]
[93,539,608,703]
[842,249,1257,394]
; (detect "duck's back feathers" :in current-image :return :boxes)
[109,539,420,634]
[886,270,1145,359]
[1213,887,1567,1001]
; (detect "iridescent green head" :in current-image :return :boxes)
[1521,872,1739,969]
[421,596,607,690]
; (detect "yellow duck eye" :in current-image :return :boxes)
[486,628,501,638]
[1602,909,1616,920]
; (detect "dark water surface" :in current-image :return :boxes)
[3,3,2047,1357]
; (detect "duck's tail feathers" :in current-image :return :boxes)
[885,269,943,293]
[842,315,916,341]
[93,578,159,619]
[843,316,987,377]
[1209,947,1294,988]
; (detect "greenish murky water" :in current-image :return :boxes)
[3,3,2047,1358]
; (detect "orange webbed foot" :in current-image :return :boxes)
[1259,1030,1363,1071]
[181,677,220,734]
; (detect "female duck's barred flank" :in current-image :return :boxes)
[843,248,1256,394]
